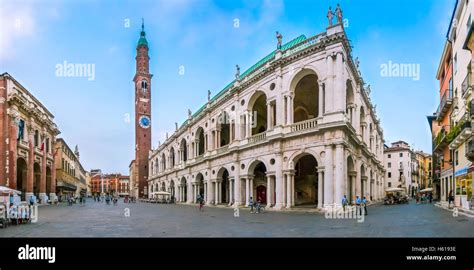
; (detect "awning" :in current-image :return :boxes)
[0,186,22,195]
[56,181,77,191]
[385,187,405,192]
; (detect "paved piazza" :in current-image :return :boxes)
[1,200,473,237]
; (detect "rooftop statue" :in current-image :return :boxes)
[327,6,334,26]
[335,4,343,24]
[235,65,240,80]
[276,31,283,50]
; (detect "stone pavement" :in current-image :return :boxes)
[1,199,473,237]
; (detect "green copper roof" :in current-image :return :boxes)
[138,36,148,47]
[137,19,148,47]
[181,34,307,128]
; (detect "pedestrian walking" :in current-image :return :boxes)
[362,197,368,216]
[355,196,361,216]
[249,197,254,213]
[448,190,454,208]
[29,196,35,206]
[342,195,348,211]
[198,194,204,211]
[256,197,262,213]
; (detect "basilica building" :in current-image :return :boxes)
[146,15,385,210]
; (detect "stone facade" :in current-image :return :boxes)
[0,73,60,203]
[147,24,385,210]
[54,138,87,201]
[384,141,415,195]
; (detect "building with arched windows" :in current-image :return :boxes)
[0,72,60,203]
[148,23,385,210]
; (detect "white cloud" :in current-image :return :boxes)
[0,3,36,60]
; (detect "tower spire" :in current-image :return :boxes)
[137,18,148,47]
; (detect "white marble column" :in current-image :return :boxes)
[324,145,334,207]
[234,163,241,206]
[317,168,324,209]
[193,184,197,203]
[218,182,222,203]
[318,80,324,118]
[285,95,294,125]
[245,178,249,206]
[285,173,291,208]
[274,154,284,209]
[288,172,295,207]
[206,180,213,205]
[249,177,254,201]
[214,181,219,205]
[334,144,344,208]
[325,55,333,113]
[266,176,271,208]
[267,101,273,130]
[229,178,234,205]
[355,160,362,198]
[335,52,344,112]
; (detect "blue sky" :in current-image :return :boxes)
[0,0,455,174]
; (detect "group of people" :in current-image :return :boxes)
[415,192,433,204]
[124,196,136,203]
[92,194,117,205]
[248,197,264,213]
[66,194,86,206]
[0,195,35,228]
[342,195,368,215]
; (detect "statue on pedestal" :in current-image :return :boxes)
[235,65,240,80]
[335,4,343,24]
[276,31,283,50]
[207,90,211,102]
[188,109,192,119]
[327,7,334,26]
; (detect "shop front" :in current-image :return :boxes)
[455,166,473,209]
[56,180,77,202]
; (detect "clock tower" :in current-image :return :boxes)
[134,19,152,198]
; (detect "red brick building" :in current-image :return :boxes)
[90,173,129,196]
[0,73,60,203]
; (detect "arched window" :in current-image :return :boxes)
[141,80,148,94]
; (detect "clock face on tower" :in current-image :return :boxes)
[139,115,151,129]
